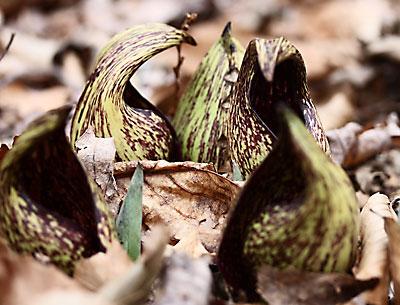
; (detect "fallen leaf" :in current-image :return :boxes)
[74,240,132,291]
[385,218,400,305]
[257,265,378,305]
[269,0,396,42]
[114,160,239,257]
[154,252,212,305]
[116,165,143,261]
[316,90,355,130]
[0,83,70,119]
[353,193,397,305]
[76,127,117,198]
[367,35,400,63]
[0,238,100,305]
[327,115,396,168]
[99,225,169,305]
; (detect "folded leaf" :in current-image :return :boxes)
[116,165,143,261]
[0,106,114,274]
[70,23,196,161]
[173,23,244,171]
[218,108,358,299]
[228,37,329,178]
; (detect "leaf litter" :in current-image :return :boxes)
[2,1,400,305]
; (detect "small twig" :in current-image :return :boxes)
[173,13,198,99]
[0,33,15,63]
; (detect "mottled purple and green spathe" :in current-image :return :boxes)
[218,109,359,299]
[0,106,114,274]
[70,23,196,161]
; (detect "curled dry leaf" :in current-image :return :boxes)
[385,217,400,305]
[74,239,132,291]
[114,160,239,257]
[0,106,114,274]
[154,253,212,305]
[257,265,378,305]
[173,22,244,171]
[99,225,169,305]
[352,193,397,305]
[327,113,400,168]
[76,127,117,198]
[70,23,196,161]
[228,37,329,178]
[316,90,355,130]
[218,109,359,299]
[0,238,103,305]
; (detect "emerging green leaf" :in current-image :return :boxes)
[173,23,244,171]
[0,106,114,274]
[71,23,196,161]
[228,37,329,178]
[218,108,358,299]
[116,165,143,261]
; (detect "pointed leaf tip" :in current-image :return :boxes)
[116,165,144,261]
[219,108,358,298]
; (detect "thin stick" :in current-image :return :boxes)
[173,13,198,98]
[0,33,15,62]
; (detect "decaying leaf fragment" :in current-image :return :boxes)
[228,37,329,178]
[385,217,400,305]
[114,160,240,257]
[0,237,91,305]
[76,127,117,198]
[0,106,114,274]
[70,23,196,161]
[173,22,244,171]
[351,193,397,305]
[218,109,359,299]
[327,113,400,168]
[257,265,378,305]
[154,253,212,305]
[99,226,169,305]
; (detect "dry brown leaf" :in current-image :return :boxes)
[76,127,117,199]
[99,225,169,305]
[352,193,398,305]
[114,160,240,257]
[154,253,211,305]
[327,116,397,168]
[74,240,133,291]
[354,149,400,197]
[256,265,378,305]
[385,218,400,305]
[0,83,70,119]
[269,0,396,42]
[0,238,105,305]
[367,35,400,63]
[317,90,355,130]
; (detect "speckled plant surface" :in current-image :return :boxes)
[173,23,244,171]
[228,37,330,178]
[0,106,114,274]
[70,23,196,161]
[218,108,359,299]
